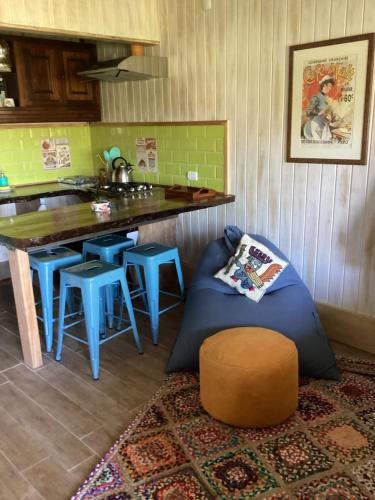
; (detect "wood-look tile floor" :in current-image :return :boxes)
[0,277,374,500]
[0,278,182,500]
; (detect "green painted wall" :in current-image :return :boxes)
[0,125,94,186]
[90,123,225,192]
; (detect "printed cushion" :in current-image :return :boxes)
[215,234,288,302]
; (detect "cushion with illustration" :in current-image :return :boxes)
[215,234,289,302]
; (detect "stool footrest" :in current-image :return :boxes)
[133,300,181,317]
[61,324,138,347]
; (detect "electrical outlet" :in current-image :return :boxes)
[187,171,198,181]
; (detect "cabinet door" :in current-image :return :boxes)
[62,49,95,102]
[13,41,64,106]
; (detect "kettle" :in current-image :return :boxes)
[112,157,134,183]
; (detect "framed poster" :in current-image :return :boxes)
[287,33,374,164]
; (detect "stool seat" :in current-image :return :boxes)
[56,260,142,379]
[83,234,136,328]
[200,327,299,428]
[83,234,134,261]
[125,242,175,260]
[123,243,184,344]
[29,246,82,352]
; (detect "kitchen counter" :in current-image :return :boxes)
[1,183,235,370]
[0,182,93,205]
[0,186,235,250]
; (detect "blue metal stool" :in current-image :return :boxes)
[122,243,184,345]
[29,247,82,352]
[82,234,135,264]
[82,234,138,328]
[55,260,142,380]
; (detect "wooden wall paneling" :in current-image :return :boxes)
[178,0,189,121]
[214,0,227,238]
[314,0,344,302]
[341,0,367,309]
[290,0,315,278]
[268,0,287,247]
[246,0,261,236]
[224,0,238,228]
[234,0,249,235]
[326,1,354,307]
[279,0,300,258]
[256,0,273,238]
[158,0,172,121]
[328,165,352,306]
[97,0,374,317]
[357,110,375,314]
[302,0,329,294]
[358,0,375,315]
[0,0,160,43]
[205,3,218,245]
[192,1,205,256]
[168,0,181,122]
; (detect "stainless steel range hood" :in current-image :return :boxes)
[78,54,168,82]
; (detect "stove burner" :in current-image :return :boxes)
[91,182,153,198]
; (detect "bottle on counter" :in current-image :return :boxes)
[0,171,9,187]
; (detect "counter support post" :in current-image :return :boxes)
[8,248,43,369]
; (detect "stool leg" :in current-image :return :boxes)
[144,262,160,345]
[134,264,148,311]
[105,285,114,329]
[82,285,100,380]
[119,276,143,354]
[37,267,54,352]
[55,280,68,361]
[174,255,185,298]
[99,287,106,338]
[66,288,75,314]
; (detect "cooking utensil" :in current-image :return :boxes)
[103,150,111,162]
[109,146,121,159]
[111,157,134,183]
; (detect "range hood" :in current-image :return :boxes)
[78,44,168,82]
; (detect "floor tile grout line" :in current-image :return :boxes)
[0,379,95,449]
[21,455,51,474]
[0,448,46,500]
[16,361,108,431]
[36,358,132,414]
[1,362,22,374]
[67,453,100,474]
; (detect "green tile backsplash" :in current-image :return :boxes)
[90,123,225,192]
[0,122,226,192]
[0,125,94,185]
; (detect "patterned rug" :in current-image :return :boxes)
[73,356,375,499]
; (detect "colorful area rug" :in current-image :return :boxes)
[73,357,375,499]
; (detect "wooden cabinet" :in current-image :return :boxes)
[0,37,101,123]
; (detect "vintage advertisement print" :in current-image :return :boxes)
[287,34,373,164]
[301,55,356,145]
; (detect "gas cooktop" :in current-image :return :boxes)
[90,181,153,198]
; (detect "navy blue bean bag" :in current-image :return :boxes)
[166,226,340,380]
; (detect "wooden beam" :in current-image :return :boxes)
[7,248,43,368]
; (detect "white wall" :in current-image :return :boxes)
[0,0,159,43]
[98,0,375,318]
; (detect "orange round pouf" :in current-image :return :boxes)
[199,327,298,428]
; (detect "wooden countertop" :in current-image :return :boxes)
[0,182,93,205]
[0,186,235,250]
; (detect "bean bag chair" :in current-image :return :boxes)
[166,225,340,380]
